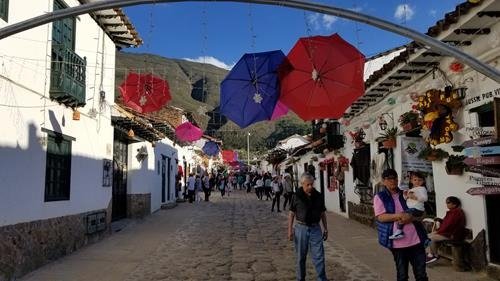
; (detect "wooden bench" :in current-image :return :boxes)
[438,228,473,272]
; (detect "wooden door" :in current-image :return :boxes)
[112,131,128,221]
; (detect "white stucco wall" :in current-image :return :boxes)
[0,1,118,226]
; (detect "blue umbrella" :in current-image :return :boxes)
[202,141,220,157]
[220,50,285,128]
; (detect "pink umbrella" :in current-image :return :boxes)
[270,100,289,120]
[175,122,203,142]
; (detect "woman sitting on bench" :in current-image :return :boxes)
[426,196,466,264]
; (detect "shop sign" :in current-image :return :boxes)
[466,186,500,195]
[463,146,500,157]
[459,127,496,140]
[463,87,500,109]
[461,136,499,147]
[468,165,500,178]
[464,156,500,166]
[466,174,500,186]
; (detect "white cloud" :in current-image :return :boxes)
[183,56,234,70]
[307,13,338,30]
[349,6,363,13]
[394,4,415,21]
[429,9,437,17]
[322,15,338,29]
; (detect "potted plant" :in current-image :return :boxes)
[445,155,467,175]
[417,146,449,161]
[378,127,398,148]
[399,111,421,132]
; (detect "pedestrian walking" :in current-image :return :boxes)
[282,173,294,210]
[202,173,211,202]
[287,173,328,281]
[373,169,429,281]
[195,175,203,202]
[271,175,282,212]
[186,173,196,203]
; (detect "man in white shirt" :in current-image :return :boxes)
[187,173,196,203]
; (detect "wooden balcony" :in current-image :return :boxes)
[50,44,86,107]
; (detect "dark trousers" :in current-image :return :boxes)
[187,190,195,203]
[390,244,428,281]
[203,188,211,201]
[271,192,281,212]
[283,192,293,210]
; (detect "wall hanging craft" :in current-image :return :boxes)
[416,87,461,145]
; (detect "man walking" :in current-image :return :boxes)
[373,169,429,281]
[287,173,328,281]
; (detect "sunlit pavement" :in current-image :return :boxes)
[21,191,494,281]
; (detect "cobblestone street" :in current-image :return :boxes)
[21,191,493,281]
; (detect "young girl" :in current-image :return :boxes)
[389,171,428,240]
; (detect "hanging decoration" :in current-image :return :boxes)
[175,121,203,142]
[220,50,285,128]
[222,150,236,163]
[119,73,171,113]
[387,97,396,105]
[202,141,220,157]
[279,33,365,120]
[449,61,464,73]
[416,88,461,145]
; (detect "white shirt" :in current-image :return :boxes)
[272,181,281,192]
[406,186,428,211]
[187,176,196,191]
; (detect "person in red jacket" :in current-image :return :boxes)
[426,196,466,264]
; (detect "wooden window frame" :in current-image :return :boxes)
[0,0,8,22]
[43,129,74,202]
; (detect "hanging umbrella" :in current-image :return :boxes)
[270,100,288,120]
[280,33,365,120]
[119,72,171,113]
[202,141,220,156]
[222,150,235,163]
[175,122,203,142]
[220,50,286,128]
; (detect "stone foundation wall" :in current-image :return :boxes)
[348,201,375,227]
[127,193,151,219]
[0,209,110,281]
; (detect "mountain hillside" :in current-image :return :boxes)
[115,51,310,152]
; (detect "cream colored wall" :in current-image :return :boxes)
[0,0,118,226]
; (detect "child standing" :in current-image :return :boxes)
[389,171,428,240]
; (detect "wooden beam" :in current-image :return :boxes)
[477,11,500,18]
[408,61,440,67]
[388,75,411,80]
[397,69,426,74]
[443,40,472,46]
[422,52,441,57]
[453,28,490,35]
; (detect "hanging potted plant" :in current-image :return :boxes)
[398,111,421,132]
[445,155,467,175]
[417,146,449,161]
[377,127,398,148]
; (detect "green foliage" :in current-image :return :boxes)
[377,127,398,141]
[418,146,449,161]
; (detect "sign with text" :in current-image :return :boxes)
[400,137,433,190]
[463,87,500,109]
[461,136,499,148]
[464,146,500,157]
[467,186,500,196]
[467,174,500,186]
[464,156,500,166]
[468,165,500,178]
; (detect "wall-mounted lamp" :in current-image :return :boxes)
[454,86,467,100]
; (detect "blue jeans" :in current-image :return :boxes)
[294,223,327,281]
[390,244,428,281]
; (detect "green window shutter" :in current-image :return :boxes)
[44,134,72,202]
[53,0,74,49]
[0,0,8,22]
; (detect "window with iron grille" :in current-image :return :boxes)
[0,0,8,22]
[44,133,72,202]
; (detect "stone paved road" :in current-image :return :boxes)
[123,191,381,281]
[21,191,494,281]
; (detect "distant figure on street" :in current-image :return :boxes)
[282,173,294,210]
[186,173,196,203]
[373,169,429,281]
[271,175,282,212]
[390,171,428,240]
[288,173,328,281]
[426,196,466,264]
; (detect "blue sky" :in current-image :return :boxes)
[123,1,465,69]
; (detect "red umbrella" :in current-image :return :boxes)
[175,122,203,142]
[119,72,171,113]
[280,33,365,120]
[222,150,235,163]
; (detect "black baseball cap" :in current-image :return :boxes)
[382,169,398,179]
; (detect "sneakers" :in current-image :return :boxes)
[389,230,405,240]
[426,255,439,264]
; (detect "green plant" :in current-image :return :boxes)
[451,145,465,152]
[377,127,398,141]
[398,111,420,126]
[417,146,449,161]
[445,154,467,175]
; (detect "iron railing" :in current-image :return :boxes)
[50,44,86,107]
